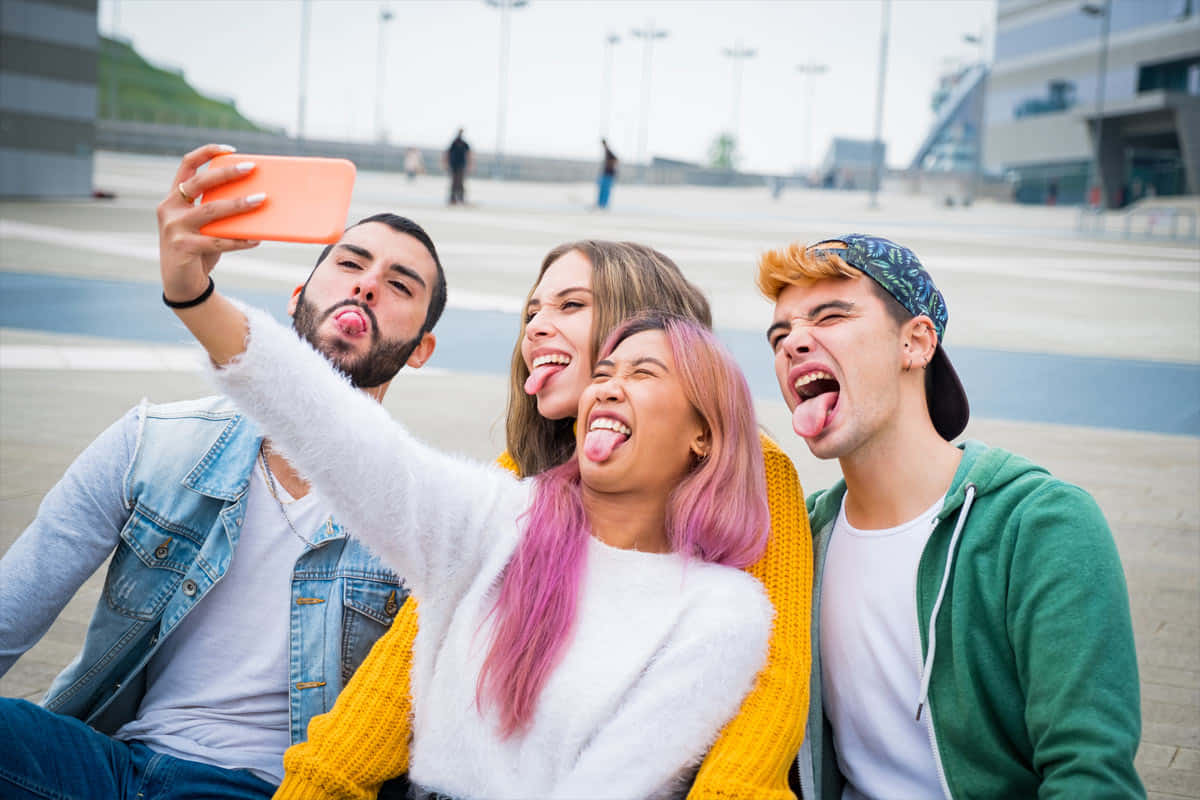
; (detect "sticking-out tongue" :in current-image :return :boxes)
[584,428,627,462]
[524,363,565,395]
[334,308,368,336]
[793,391,839,438]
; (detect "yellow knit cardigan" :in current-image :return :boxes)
[275,432,812,800]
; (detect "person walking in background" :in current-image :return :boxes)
[403,148,424,182]
[444,128,471,205]
[596,138,618,209]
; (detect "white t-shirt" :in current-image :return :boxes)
[114,457,328,785]
[820,494,946,800]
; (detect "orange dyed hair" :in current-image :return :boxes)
[756,241,860,301]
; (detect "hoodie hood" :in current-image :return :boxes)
[936,440,1049,519]
[807,440,1051,527]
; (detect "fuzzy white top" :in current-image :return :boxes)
[210,304,773,800]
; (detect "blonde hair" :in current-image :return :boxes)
[505,241,711,476]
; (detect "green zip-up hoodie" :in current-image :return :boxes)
[798,440,1144,799]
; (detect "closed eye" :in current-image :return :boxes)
[390,281,412,296]
[339,260,363,270]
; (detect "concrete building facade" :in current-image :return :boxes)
[985,0,1199,207]
[0,0,98,197]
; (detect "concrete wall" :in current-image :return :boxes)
[0,0,97,197]
[95,120,771,188]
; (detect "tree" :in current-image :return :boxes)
[708,132,739,170]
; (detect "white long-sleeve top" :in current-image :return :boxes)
[210,304,773,800]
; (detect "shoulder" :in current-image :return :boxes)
[143,395,241,422]
[686,564,773,636]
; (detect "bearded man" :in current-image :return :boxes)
[0,145,446,799]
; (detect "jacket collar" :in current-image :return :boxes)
[182,414,262,501]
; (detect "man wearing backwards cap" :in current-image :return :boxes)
[760,234,1143,799]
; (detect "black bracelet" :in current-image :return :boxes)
[163,276,215,309]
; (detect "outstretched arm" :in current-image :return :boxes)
[157,147,529,604]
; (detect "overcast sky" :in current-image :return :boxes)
[100,0,995,173]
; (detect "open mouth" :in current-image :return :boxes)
[524,353,571,395]
[332,307,370,338]
[792,369,840,438]
[583,414,631,463]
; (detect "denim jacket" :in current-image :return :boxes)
[1,396,406,743]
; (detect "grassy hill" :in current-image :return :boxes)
[98,36,270,132]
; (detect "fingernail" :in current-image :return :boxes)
[246,193,266,205]
[236,161,256,172]
[217,144,237,152]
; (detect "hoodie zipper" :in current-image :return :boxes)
[913,483,977,800]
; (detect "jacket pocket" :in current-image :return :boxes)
[341,577,408,684]
[104,511,199,620]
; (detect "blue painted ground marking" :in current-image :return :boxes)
[2,271,1197,436]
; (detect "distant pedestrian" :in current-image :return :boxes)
[404,148,424,182]
[1046,179,1058,206]
[444,129,471,205]
[596,138,617,209]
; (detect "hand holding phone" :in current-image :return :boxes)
[199,154,356,244]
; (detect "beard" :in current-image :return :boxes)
[292,292,423,388]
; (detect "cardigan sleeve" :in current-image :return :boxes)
[274,614,417,800]
[551,572,774,800]
[688,431,812,800]
[209,303,531,606]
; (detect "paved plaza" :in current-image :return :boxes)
[1,152,1197,797]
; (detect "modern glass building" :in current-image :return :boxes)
[984,0,1198,207]
[0,0,98,196]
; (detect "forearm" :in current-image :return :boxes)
[275,612,418,800]
[171,290,250,369]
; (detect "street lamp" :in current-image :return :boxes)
[723,42,757,154]
[795,61,829,174]
[296,0,312,140]
[631,20,669,167]
[1081,0,1111,209]
[485,0,529,177]
[375,6,394,143]
[868,0,891,209]
[602,32,620,138]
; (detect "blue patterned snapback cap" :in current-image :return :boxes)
[809,233,970,440]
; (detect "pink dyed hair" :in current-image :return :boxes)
[477,312,770,736]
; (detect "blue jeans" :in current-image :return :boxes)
[597,174,614,208]
[0,699,275,800]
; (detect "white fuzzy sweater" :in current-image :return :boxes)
[211,305,773,800]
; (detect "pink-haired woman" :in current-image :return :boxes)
[167,265,773,799]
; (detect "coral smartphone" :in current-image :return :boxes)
[199,154,356,244]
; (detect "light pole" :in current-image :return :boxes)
[602,32,620,138]
[723,41,756,154]
[963,30,987,204]
[631,20,668,167]
[375,6,393,143]
[485,0,529,177]
[296,0,312,140]
[795,61,829,174]
[868,0,891,209]
[1081,0,1111,209]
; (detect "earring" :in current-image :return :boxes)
[904,357,912,373]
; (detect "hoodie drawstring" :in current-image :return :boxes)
[916,483,976,721]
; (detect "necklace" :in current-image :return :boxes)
[259,444,315,551]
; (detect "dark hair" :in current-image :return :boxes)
[311,213,447,335]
